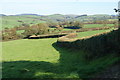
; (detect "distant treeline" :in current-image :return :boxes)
[1,20,118,41]
[85,20,118,24]
[2,23,49,41]
[1,21,84,41]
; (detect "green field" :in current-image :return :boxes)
[76,28,114,38]
[1,14,116,30]
[2,29,118,78]
[83,24,114,28]
[1,15,45,30]
[2,38,59,62]
[16,30,25,34]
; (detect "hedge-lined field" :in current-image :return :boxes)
[83,24,114,28]
[1,14,119,79]
[1,14,116,30]
[2,38,59,62]
[76,28,114,38]
[2,34,119,78]
[57,28,120,60]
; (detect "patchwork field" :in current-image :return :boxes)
[1,14,119,78]
[1,15,45,30]
[1,14,116,30]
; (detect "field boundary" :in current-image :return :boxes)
[57,28,117,42]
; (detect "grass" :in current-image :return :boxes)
[48,28,73,33]
[16,30,25,34]
[1,15,118,78]
[83,24,114,28]
[76,28,114,38]
[1,16,45,30]
[1,14,115,30]
[2,36,119,78]
[2,38,59,62]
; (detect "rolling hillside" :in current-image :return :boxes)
[1,14,117,30]
[1,13,119,79]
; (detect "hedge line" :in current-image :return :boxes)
[56,28,120,59]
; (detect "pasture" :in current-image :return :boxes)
[2,29,118,78]
[1,15,116,30]
[1,15,45,30]
[83,24,114,28]
[76,28,114,38]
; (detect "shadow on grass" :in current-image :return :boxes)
[2,43,86,79]
[52,43,89,78]
[2,61,57,78]
[52,43,119,78]
[2,42,119,79]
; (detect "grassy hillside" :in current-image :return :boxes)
[76,28,114,38]
[57,28,120,60]
[83,24,114,28]
[1,14,117,30]
[1,15,46,30]
[1,14,119,79]
[2,29,119,78]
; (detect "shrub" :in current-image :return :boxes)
[23,23,49,37]
[2,28,23,41]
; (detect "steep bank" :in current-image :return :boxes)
[57,28,120,59]
[56,28,120,78]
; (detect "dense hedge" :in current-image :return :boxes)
[56,28,120,59]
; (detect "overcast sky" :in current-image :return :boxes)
[0,0,119,15]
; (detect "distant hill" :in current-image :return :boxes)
[0,14,6,16]
[13,14,44,16]
[1,14,117,30]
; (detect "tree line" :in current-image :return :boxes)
[1,20,118,41]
